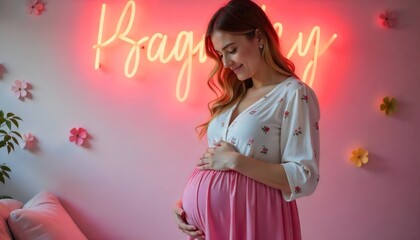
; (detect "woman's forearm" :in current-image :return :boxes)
[230,153,292,195]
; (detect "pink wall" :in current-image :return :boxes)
[1,0,419,239]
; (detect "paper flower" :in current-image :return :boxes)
[27,0,45,16]
[22,133,36,149]
[69,128,87,146]
[11,80,29,99]
[379,11,397,28]
[380,97,397,115]
[350,148,369,167]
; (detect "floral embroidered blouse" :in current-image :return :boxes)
[207,77,320,202]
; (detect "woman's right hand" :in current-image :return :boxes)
[173,200,205,240]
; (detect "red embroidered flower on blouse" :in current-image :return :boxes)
[295,186,302,194]
[27,0,45,16]
[293,127,302,136]
[262,126,270,134]
[247,138,254,147]
[261,145,268,154]
[301,95,308,103]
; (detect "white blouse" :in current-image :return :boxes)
[207,77,320,202]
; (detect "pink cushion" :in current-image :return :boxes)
[0,199,23,240]
[8,191,87,240]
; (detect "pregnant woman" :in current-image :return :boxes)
[173,0,320,239]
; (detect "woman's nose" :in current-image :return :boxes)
[222,55,232,68]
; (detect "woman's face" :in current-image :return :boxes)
[211,30,263,81]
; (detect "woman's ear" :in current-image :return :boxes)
[255,29,264,44]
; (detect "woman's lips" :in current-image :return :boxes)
[231,64,243,74]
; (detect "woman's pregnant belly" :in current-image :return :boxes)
[182,169,236,231]
[182,168,286,233]
[181,168,299,240]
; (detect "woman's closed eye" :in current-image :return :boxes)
[227,48,237,54]
[216,48,237,59]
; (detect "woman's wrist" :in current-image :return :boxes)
[229,151,243,170]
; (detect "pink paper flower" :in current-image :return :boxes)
[27,0,45,16]
[379,11,397,28]
[22,133,36,149]
[69,128,87,146]
[11,80,29,99]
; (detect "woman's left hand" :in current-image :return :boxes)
[196,141,238,171]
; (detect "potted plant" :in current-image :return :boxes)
[0,110,22,184]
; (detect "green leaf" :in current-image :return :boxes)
[0,111,4,118]
[5,120,11,130]
[10,118,19,128]
[7,143,16,154]
[12,116,22,121]
[6,112,14,118]
[7,143,15,153]
[2,171,10,179]
[0,118,4,126]
[11,131,22,139]
[1,165,11,172]
[3,135,11,142]
[0,174,4,184]
[0,130,7,135]
[11,136,19,145]
[0,141,5,148]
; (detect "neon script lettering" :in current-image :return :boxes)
[93,0,337,102]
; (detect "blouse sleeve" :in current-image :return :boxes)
[280,84,320,202]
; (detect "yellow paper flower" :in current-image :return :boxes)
[350,148,369,167]
[380,97,396,115]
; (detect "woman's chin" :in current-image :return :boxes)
[236,73,249,81]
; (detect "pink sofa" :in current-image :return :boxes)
[0,191,87,240]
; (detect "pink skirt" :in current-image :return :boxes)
[182,169,301,240]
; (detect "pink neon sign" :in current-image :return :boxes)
[93,0,337,102]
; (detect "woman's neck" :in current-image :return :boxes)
[251,65,289,89]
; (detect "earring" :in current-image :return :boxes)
[259,45,264,50]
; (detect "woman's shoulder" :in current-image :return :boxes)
[280,77,315,94]
[282,77,305,88]
[273,77,318,103]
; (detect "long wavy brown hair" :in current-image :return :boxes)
[197,0,297,138]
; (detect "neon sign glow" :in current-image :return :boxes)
[93,0,337,102]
